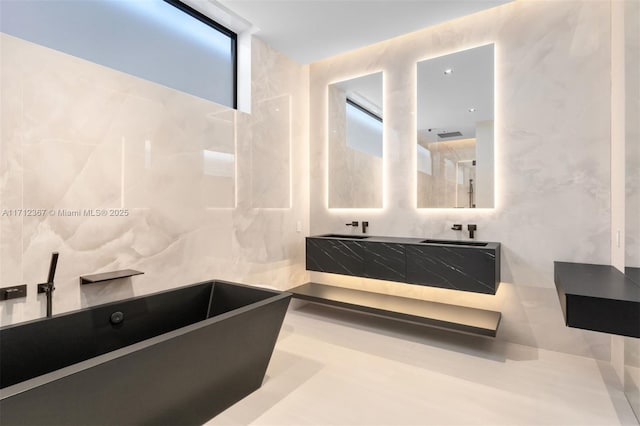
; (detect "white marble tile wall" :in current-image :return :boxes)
[250,94,291,208]
[626,0,640,270]
[0,33,310,325]
[623,0,640,416]
[309,0,613,358]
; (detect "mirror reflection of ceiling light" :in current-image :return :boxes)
[444,68,453,75]
[468,108,476,112]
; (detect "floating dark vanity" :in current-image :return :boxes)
[293,234,502,337]
[554,262,640,338]
[306,234,500,295]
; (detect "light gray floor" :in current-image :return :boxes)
[207,303,640,426]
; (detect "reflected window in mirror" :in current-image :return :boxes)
[328,72,383,208]
[416,44,494,208]
[345,98,383,157]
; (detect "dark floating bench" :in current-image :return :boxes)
[289,282,501,337]
[79,269,144,285]
[554,262,640,338]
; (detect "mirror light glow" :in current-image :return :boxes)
[327,71,385,209]
[416,43,495,209]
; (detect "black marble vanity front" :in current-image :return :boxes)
[306,235,500,295]
[363,242,406,282]
[305,238,365,277]
[406,244,498,294]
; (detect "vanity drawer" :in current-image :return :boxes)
[306,238,365,276]
[405,245,499,294]
[363,242,405,282]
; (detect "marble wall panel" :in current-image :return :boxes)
[626,0,640,270]
[0,33,309,326]
[250,94,291,208]
[309,0,612,358]
[0,34,25,302]
[202,109,236,208]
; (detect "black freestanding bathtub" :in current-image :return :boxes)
[0,280,291,425]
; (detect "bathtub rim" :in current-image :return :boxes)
[0,279,291,400]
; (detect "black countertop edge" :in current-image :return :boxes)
[307,234,500,249]
[554,261,640,302]
[626,266,640,286]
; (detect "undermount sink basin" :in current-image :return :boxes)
[420,239,488,247]
[318,234,369,239]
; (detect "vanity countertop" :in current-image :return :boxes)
[308,234,500,249]
[554,261,640,338]
[555,262,640,301]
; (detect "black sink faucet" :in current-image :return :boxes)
[345,221,359,227]
[468,224,477,239]
[362,221,369,233]
[37,252,59,318]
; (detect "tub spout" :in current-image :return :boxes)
[37,252,59,318]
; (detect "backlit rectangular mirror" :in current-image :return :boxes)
[328,72,383,208]
[417,44,494,208]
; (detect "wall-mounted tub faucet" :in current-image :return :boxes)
[362,221,369,233]
[37,252,59,318]
[468,224,477,239]
[345,221,359,227]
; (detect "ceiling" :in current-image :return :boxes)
[417,44,494,142]
[217,0,513,64]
